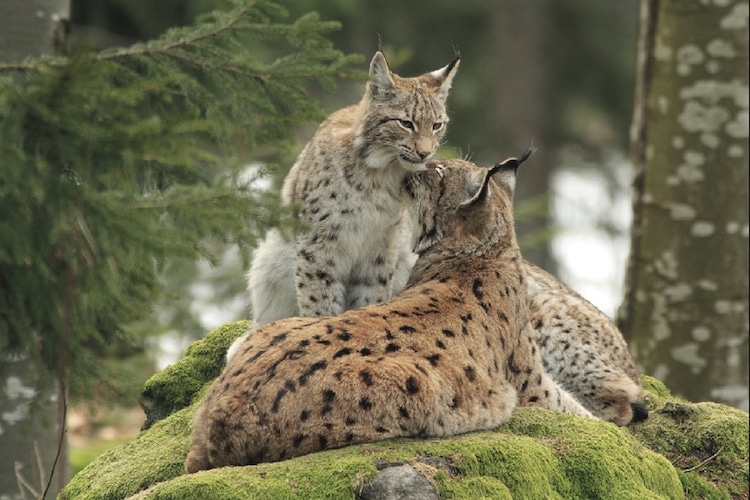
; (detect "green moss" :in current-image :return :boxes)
[60,325,749,500]
[640,375,684,410]
[61,405,684,499]
[412,431,575,499]
[498,410,682,500]
[124,446,382,499]
[60,406,195,500]
[139,321,248,428]
[677,470,729,500]
[630,400,748,498]
[435,475,513,500]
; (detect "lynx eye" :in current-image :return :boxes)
[432,122,444,132]
[397,119,415,131]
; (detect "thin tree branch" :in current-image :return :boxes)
[42,379,67,499]
[99,0,259,62]
[15,460,40,499]
[681,444,724,473]
[0,0,259,73]
[127,189,241,210]
[34,442,46,498]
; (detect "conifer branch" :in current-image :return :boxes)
[100,0,260,62]
[1,0,359,404]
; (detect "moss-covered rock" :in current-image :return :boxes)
[139,321,249,429]
[61,322,749,500]
[628,385,749,498]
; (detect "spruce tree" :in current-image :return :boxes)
[0,0,359,485]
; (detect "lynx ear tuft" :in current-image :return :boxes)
[487,147,534,197]
[489,146,535,176]
[430,54,460,101]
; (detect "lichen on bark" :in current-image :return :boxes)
[620,0,749,411]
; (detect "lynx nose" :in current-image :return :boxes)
[416,137,433,160]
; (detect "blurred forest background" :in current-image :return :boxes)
[69,0,640,364]
[0,0,746,496]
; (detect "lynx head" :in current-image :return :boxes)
[356,51,460,172]
[404,149,533,257]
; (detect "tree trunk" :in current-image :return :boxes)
[0,1,71,498]
[0,0,69,63]
[619,0,749,410]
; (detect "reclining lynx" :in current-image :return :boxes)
[226,50,459,362]
[525,265,647,425]
[186,154,594,472]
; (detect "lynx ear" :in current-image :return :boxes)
[488,147,535,197]
[458,168,490,209]
[459,148,534,209]
[368,51,397,100]
[430,54,460,101]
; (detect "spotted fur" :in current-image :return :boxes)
[186,154,594,473]
[226,51,460,363]
[526,264,647,425]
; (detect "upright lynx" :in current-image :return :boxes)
[226,51,459,362]
[186,154,594,472]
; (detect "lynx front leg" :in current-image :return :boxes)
[390,217,419,296]
[347,213,416,309]
[345,252,397,310]
[295,235,347,317]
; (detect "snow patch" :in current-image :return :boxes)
[700,133,720,148]
[727,144,745,157]
[678,102,730,133]
[654,250,679,279]
[711,385,749,412]
[726,110,749,138]
[4,376,36,400]
[1,403,30,425]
